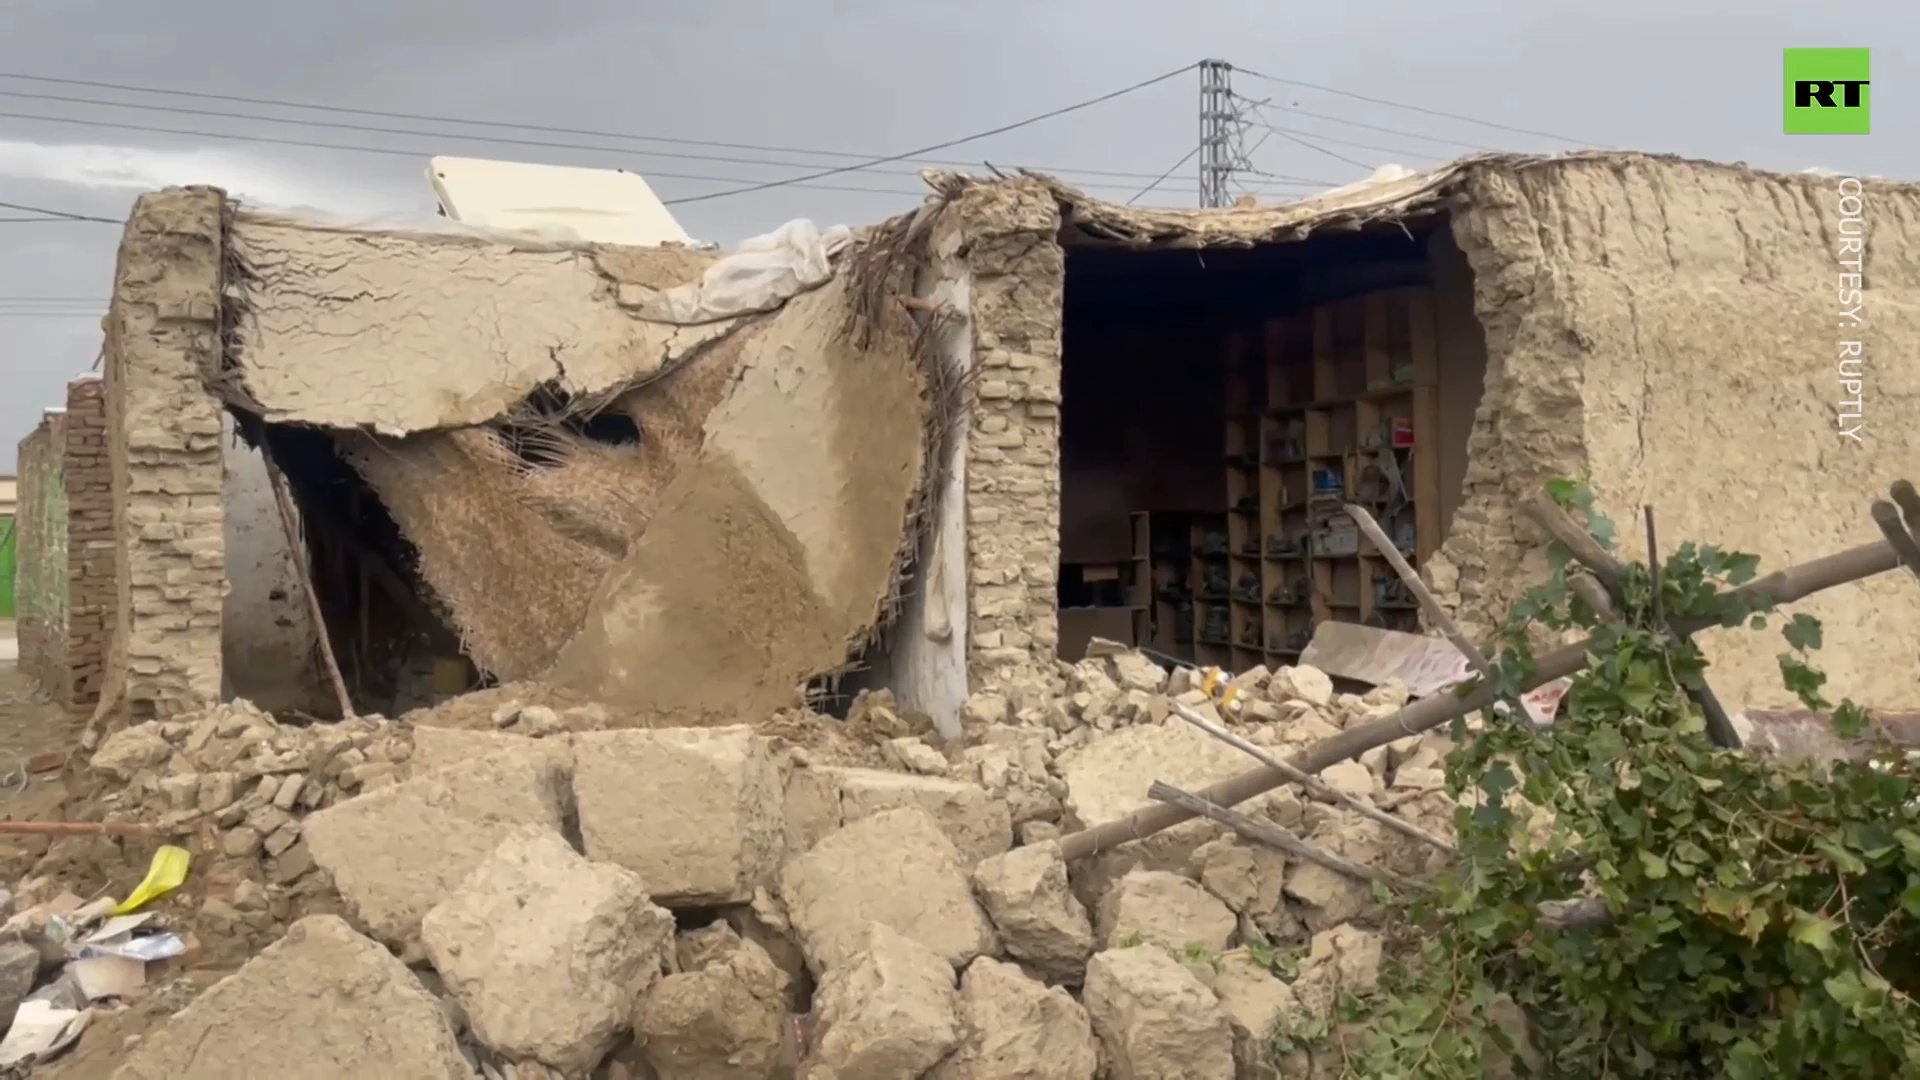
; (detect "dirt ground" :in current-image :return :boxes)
[0,619,183,1079]
[0,619,78,841]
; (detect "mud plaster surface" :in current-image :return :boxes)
[226,217,730,433]
[344,332,751,681]
[1449,157,1920,709]
[543,275,927,722]
[543,453,840,724]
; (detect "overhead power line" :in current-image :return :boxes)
[1127,146,1201,205]
[0,67,1332,201]
[0,86,1245,197]
[0,199,121,224]
[1231,65,1603,148]
[660,63,1202,205]
[0,70,1225,185]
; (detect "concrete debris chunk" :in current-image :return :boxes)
[421,828,675,1075]
[635,924,794,1080]
[810,923,960,1079]
[1283,813,1385,930]
[1054,723,1248,830]
[0,942,37,1031]
[1292,923,1384,1016]
[1205,948,1301,1075]
[886,737,952,776]
[411,725,573,774]
[826,766,1013,866]
[779,806,997,975]
[1082,945,1235,1080]
[1095,869,1237,954]
[573,726,786,906]
[111,915,470,1080]
[1270,664,1334,707]
[932,956,1098,1080]
[302,747,569,947]
[88,724,172,781]
[1189,834,1287,929]
[971,841,1096,985]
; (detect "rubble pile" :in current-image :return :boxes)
[11,644,1481,1078]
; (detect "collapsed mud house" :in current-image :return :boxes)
[13,150,1918,734]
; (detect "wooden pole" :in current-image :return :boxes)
[1343,503,1529,720]
[259,450,356,720]
[1523,496,1740,749]
[0,821,157,837]
[1058,536,1901,861]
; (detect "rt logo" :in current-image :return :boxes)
[1784,48,1870,134]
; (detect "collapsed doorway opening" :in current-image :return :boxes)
[1054,215,1489,669]
[249,421,476,718]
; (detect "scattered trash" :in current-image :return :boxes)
[0,999,91,1066]
[110,845,190,915]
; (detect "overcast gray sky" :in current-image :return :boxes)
[1,0,1912,471]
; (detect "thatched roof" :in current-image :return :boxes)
[918,150,1919,249]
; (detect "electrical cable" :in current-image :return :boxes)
[660,62,1202,205]
[0,70,1231,185]
[1127,146,1201,205]
[1258,124,1372,170]
[0,86,1251,197]
[1231,65,1604,148]
[0,199,121,224]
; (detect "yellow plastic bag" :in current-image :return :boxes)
[110,845,191,915]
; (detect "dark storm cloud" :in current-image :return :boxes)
[0,0,1913,467]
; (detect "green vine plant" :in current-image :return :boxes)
[1290,478,1920,1078]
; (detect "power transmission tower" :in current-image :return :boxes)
[1198,60,1236,207]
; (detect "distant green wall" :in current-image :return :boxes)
[0,516,15,618]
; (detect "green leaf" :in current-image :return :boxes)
[1723,552,1761,585]
[1747,613,1768,630]
[1782,612,1824,651]
[1901,882,1920,918]
[1831,701,1871,739]
[1787,909,1840,957]
[1638,849,1670,880]
[1811,836,1868,875]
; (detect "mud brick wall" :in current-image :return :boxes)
[63,376,114,709]
[14,414,68,698]
[949,182,1067,694]
[100,187,229,722]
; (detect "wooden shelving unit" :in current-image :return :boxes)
[1131,288,1442,673]
[1057,514,1154,659]
[1257,288,1441,657]
[1148,514,1194,658]
[1189,511,1231,669]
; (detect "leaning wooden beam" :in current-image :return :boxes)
[1344,503,1529,722]
[1869,500,1920,578]
[259,450,357,721]
[1147,781,1415,892]
[1058,536,1902,861]
[0,821,157,837]
[1169,700,1455,855]
[1522,495,1741,750]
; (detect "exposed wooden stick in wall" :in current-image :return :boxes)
[258,448,356,720]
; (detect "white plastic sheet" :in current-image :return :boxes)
[640,219,855,326]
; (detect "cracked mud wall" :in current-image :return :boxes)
[224,216,729,433]
[1432,156,1920,709]
[942,180,1067,693]
[541,270,930,721]
[63,377,114,710]
[15,416,64,698]
[101,187,229,722]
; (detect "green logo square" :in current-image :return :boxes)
[1785,48,1870,134]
